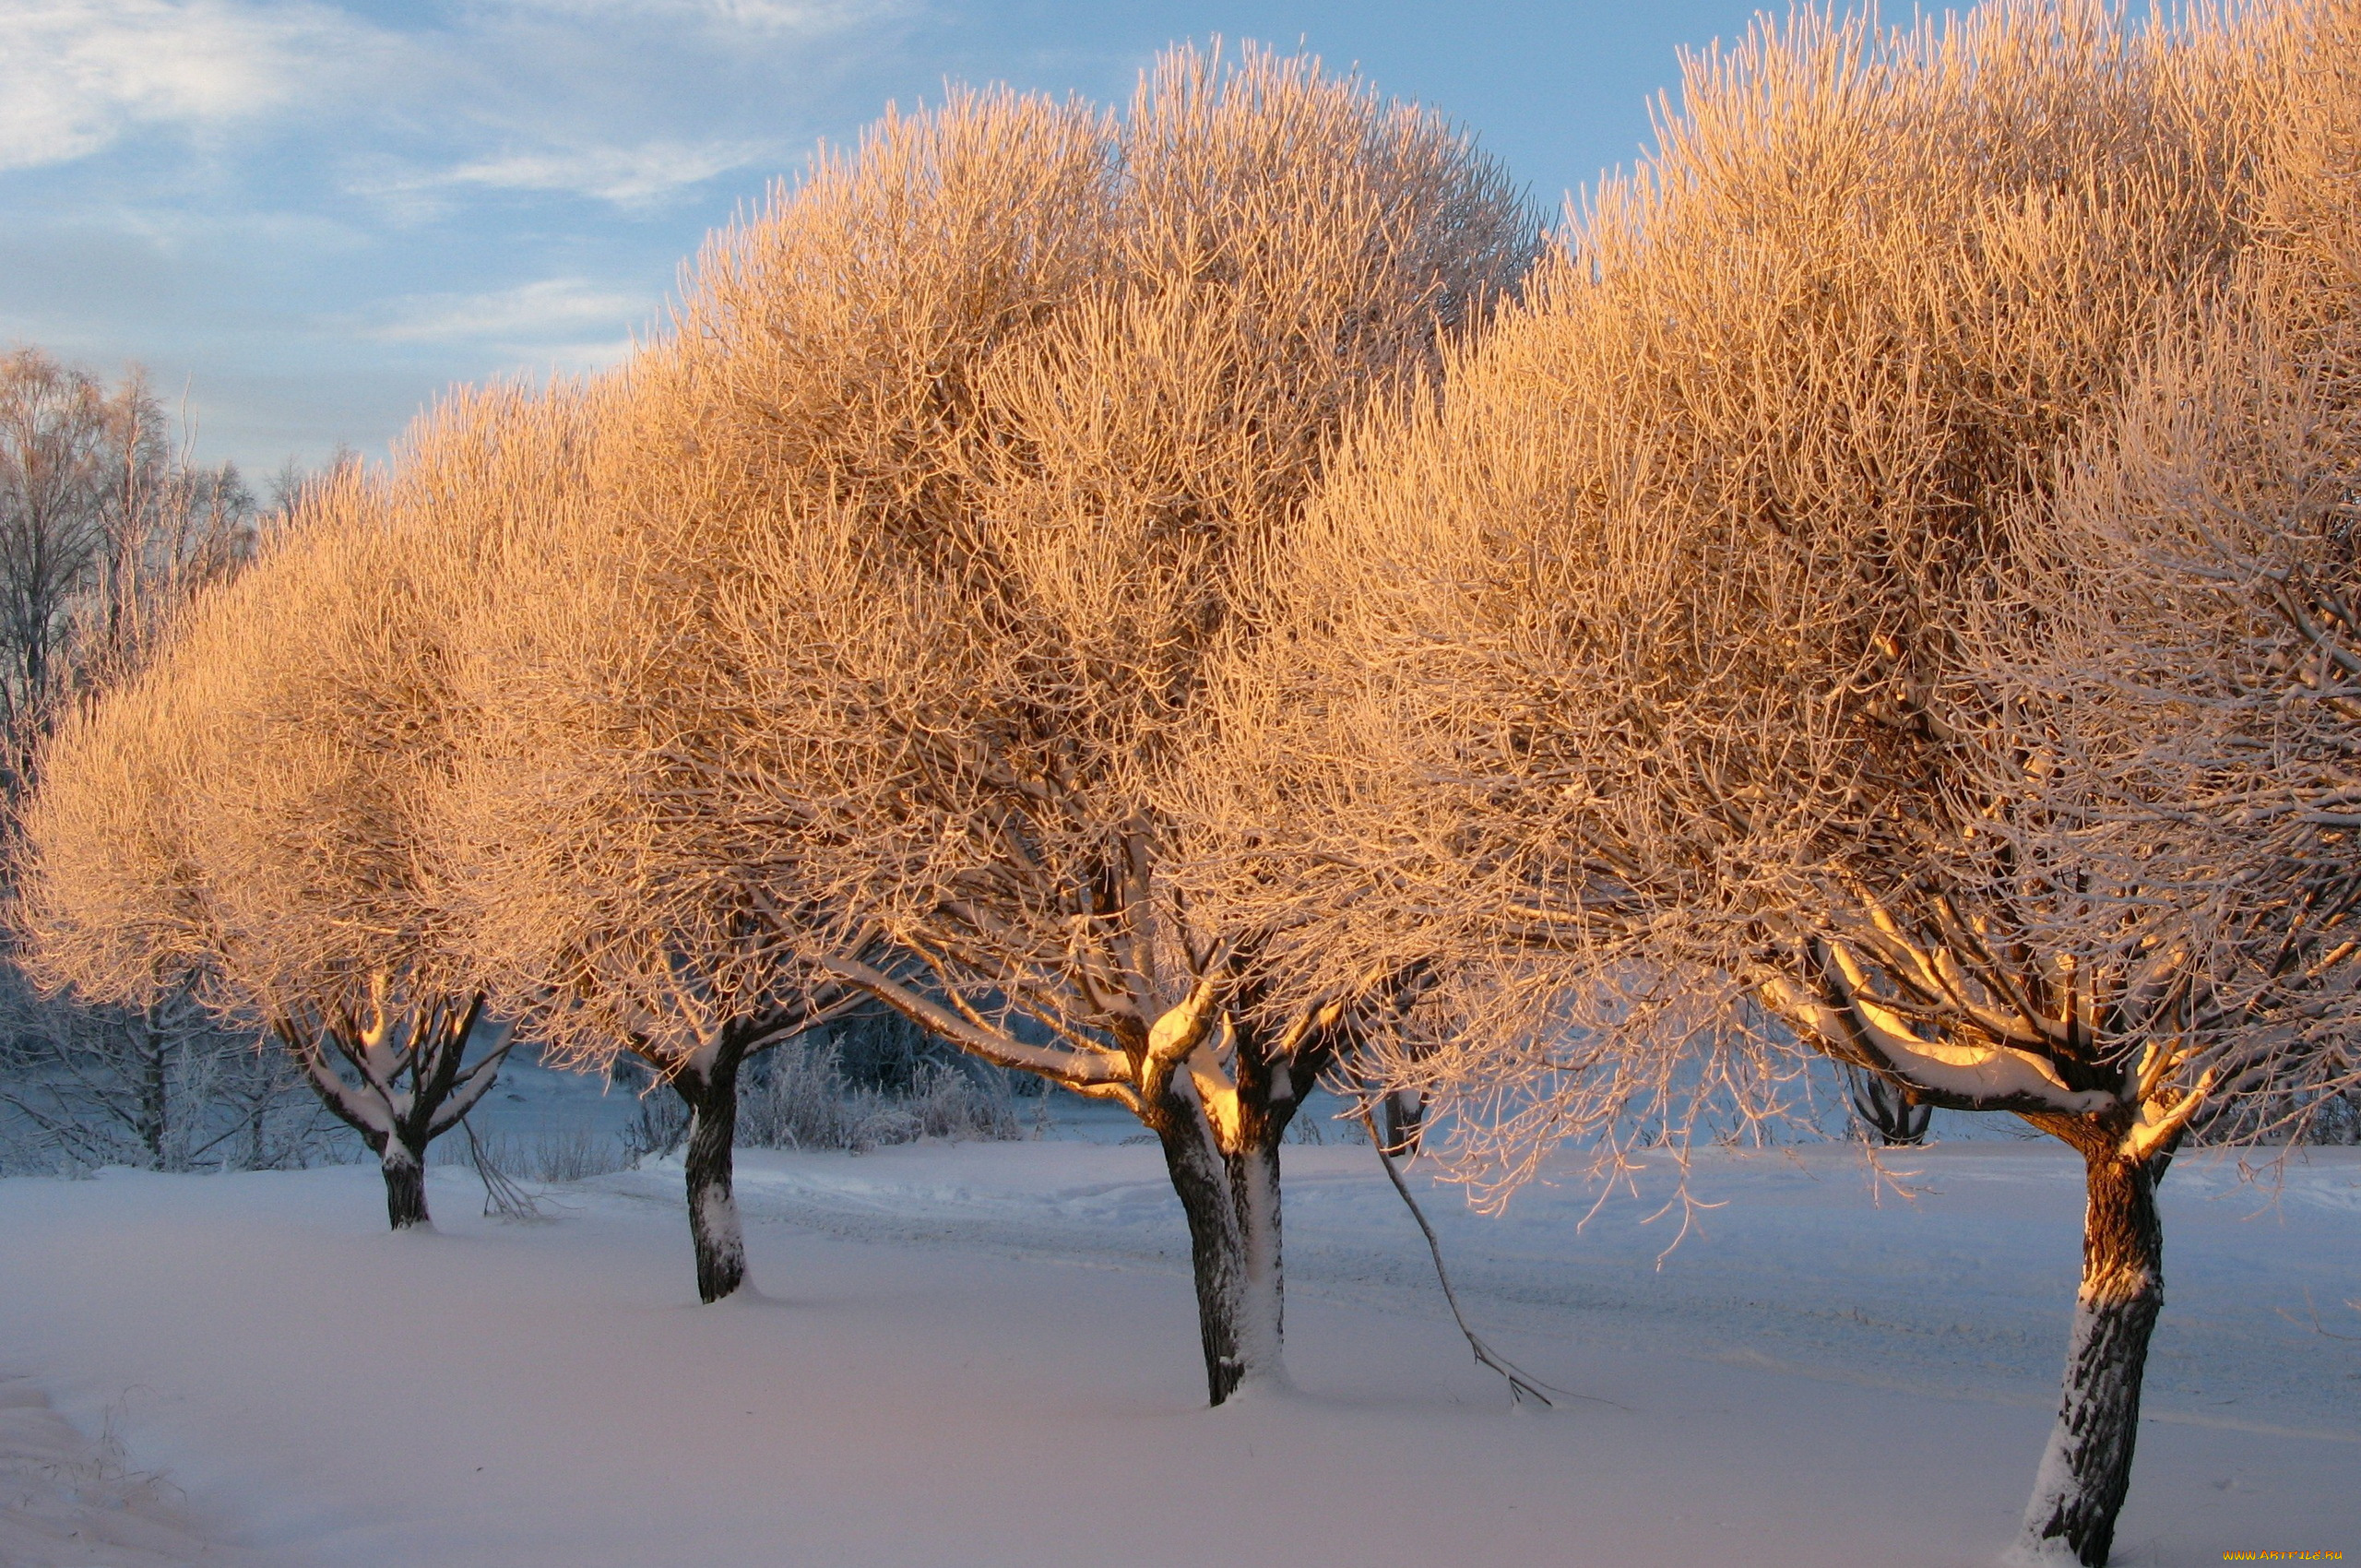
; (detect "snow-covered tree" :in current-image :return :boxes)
[0,964,321,1173]
[1973,0,2361,1140]
[15,438,509,1229]
[454,49,1534,1396]
[408,374,872,1300]
[1937,46,2361,1537]
[0,349,278,1178]
[1192,3,2329,1559]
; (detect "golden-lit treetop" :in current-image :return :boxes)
[1183,0,2327,1191]
[436,44,1538,1099]
[15,386,563,1035]
[1959,0,2361,1146]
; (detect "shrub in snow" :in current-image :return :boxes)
[731,1039,1033,1154]
[731,1008,1037,1152]
[1189,3,2357,1560]
[735,1039,863,1152]
[621,1093,689,1164]
[2302,1091,2361,1146]
[516,1124,627,1183]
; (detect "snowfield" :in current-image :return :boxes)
[1,1136,2354,1567]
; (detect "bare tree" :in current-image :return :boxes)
[1197,4,2327,1560]
[0,350,123,757]
[0,350,253,793]
[0,960,337,1175]
[447,51,1534,1396]
[16,445,508,1229]
[388,375,871,1298]
[0,350,267,1173]
[1961,7,2361,1159]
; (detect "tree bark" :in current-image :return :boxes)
[278,995,503,1233]
[379,1134,430,1229]
[136,1016,169,1170]
[1381,1088,1426,1155]
[1147,1022,1306,1407]
[1157,1113,1290,1405]
[673,1046,749,1304]
[2017,1135,2169,1566]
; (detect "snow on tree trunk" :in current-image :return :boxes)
[1229,1132,1285,1384]
[379,1134,430,1229]
[1147,1019,1304,1408]
[1157,1112,1289,1405]
[279,995,505,1233]
[674,1047,748,1304]
[2017,1138,2168,1567]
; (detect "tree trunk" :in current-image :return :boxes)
[1229,1130,1285,1389]
[2018,1142,2167,1566]
[674,1051,748,1304]
[1381,1089,1425,1156]
[241,1061,271,1171]
[136,1017,169,1170]
[1157,1115,1289,1405]
[277,996,503,1232]
[1138,996,1326,1408]
[380,1134,430,1230]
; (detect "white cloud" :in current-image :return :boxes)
[689,0,910,32]
[0,0,381,171]
[493,0,910,39]
[0,0,907,177]
[361,278,650,360]
[375,137,774,209]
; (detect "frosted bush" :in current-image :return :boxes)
[739,1040,1035,1153]
[465,1125,628,1184]
[525,1125,624,1182]
[621,1094,688,1162]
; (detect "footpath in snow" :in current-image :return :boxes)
[0,1138,2354,1567]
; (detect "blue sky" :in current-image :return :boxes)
[2,0,1774,479]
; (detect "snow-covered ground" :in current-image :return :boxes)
[1,1134,2354,1567]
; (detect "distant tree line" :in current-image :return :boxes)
[13,7,2361,1564]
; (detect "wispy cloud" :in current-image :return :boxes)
[494,0,914,40]
[368,138,776,210]
[359,278,650,367]
[0,0,382,171]
[0,0,912,177]
[0,0,923,473]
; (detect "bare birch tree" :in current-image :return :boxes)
[0,349,270,1174]
[451,50,1534,1396]
[16,437,508,1229]
[0,350,137,766]
[1194,4,2327,1559]
[0,349,253,797]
